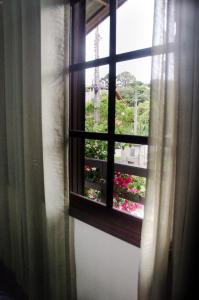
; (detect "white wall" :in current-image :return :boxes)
[74,219,140,300]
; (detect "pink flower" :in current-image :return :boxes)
[122,203,127,210]
[85,166,91,172]
[126,176,132,183]
[114,182,119,188]
[122,183,128,189]
[128,188,138,193]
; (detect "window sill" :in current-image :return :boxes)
[69,192,142,247]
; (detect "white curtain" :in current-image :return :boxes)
[0,0,76,299]
[139,0,199,299]
[171,0,199,298]
[0,0,10,266]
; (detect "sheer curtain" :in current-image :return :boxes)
[0,0,76,299]
[139,0,199,299]
[0,0,10,267]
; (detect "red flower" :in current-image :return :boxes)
[122,182,128,189]
[126,176,132,183]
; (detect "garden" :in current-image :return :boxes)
[84,71,150,219]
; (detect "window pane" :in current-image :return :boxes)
[116,0,154,54]
[114,143,148,169]
[86,0,110,61]
[113,142,147,218]
[86,65,109,133]
[115,58,151,136]
[113,172,145,219]
[84,139,107,204]
[70,137,108,205]
[72,1,110,64]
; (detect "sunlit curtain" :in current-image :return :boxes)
[139,0,199,299]
[0,0,76,299]
[171,0,199,298]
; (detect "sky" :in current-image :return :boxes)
[86,0,154,85]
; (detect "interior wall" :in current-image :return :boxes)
[74,219,140,300]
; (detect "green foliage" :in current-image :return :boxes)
[128,175,146,197]
[85,139,107,160]
[84,165,101,183]
[85,94,108,133]
[85,72,150,158]
[115,98,134,134]
[137,100,150,136]
[100,74,109,89]
[117,71,136,87]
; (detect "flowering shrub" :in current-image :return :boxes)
[84,165,102,202]
[85,188,101,201]
[84,166,145,218]
[113,198,143,218]
[85,140,107,160]
[85,165,101,183]
[113,172,145,198]
[113,172,144,218]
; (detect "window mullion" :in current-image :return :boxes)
[106,0,117,209]
[70,0,86,195]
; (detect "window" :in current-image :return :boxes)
[69,0,154,246]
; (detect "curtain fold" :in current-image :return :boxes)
[171,0,199,298]
[138,1,176,299]
[0,0,10,267]
[139,0,199,299]
[41,0,76,299]
[0,0,75,299]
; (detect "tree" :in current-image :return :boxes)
[116,71,136,87]
[115,73,150,134]
[99,73,109,89]
[85,71,150,158]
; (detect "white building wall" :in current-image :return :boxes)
[74,219,140,300]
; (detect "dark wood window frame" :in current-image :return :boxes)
[69,0,152,247]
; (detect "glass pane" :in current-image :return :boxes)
[84,139,107,204]
[86,65,109,133]
[72,1,110,64]
[86,0,110,61]
[116,0,154,54]
[115,57,151,136]
[114,142,148,168]
[113,172,145,219]
[113,143,147,218]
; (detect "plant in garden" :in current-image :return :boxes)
[113,172,145,216]
[113,198,143,216]
[84,166,145,215]
[86,74,150,137]
[113,172,145,200]
[85,139,107,160]
[85,188,101,201]
[84,165,101,183]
